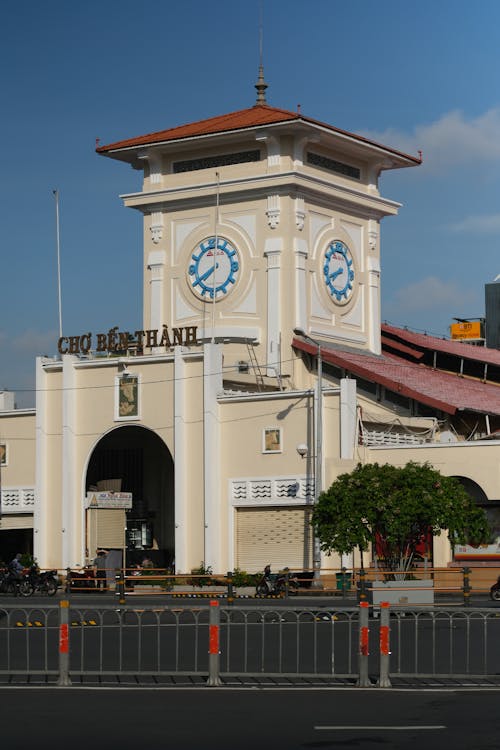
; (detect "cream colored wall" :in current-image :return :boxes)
[365,442,500,501]
[0,412,36,486]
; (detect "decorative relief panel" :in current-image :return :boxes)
[266,195,280,229]
[295,196,305,231]
[1,488,35,513]
[150,212,164,244]
[230,476,315,506]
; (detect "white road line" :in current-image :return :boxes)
[314,725,446,731]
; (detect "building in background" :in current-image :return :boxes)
[485,276,500,350]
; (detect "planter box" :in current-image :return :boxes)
[371,579,434,606]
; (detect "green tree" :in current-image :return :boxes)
[311,462,489,573]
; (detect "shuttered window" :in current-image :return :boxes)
[236,507,312,573]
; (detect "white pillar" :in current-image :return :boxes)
[203,343,222,571]
[367,220,381,355]
[61,355,78,567]
[34,357,48,567]
[340,378,357,460]
[147,250,165,332]
[174,347,188,572]
[294,238,308,331]
[264,238,282,377]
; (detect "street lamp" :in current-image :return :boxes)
[293,327,323,588]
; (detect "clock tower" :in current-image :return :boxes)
[97,83,420,385]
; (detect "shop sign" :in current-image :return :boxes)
[58,325,198,355]
[85,492,133,509]
[454,542,500,560]
[450,321,483,340]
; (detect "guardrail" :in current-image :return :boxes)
[58,565,500,606]
[1,600,500,686]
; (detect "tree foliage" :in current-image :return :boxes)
[311,462,489,572]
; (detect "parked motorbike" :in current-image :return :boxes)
[490,576,500,601]
[255,565,299,596]
[0,568,19,595]
[25,565,59,596]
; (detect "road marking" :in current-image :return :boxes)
[314,725,446,731]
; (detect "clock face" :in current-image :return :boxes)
[323,240,355,304]
[188,237,240,300]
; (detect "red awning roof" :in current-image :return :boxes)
[382,324,500,367]
[293,337,500,416]
[96,104,421,165]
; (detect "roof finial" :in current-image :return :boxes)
[254,2,268,104]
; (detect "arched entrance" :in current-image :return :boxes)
[86,426,174,568]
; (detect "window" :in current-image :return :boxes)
[263,428,282,454]
[0,443,6,466]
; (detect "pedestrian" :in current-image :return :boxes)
[9,553,24,580]
[93,549,108,591]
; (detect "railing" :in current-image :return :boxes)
[60,565,500,603]
[1,600,500,686]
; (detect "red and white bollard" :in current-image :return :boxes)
[378,601,391,687]
[207,599,221,686]
[357,601,371,687]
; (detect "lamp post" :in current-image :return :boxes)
[293,327,323,588]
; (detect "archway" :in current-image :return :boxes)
[86,425,174,568]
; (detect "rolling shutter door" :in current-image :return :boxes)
[88,508,126,550]
[0,514,33,530]
[236,507,312,572]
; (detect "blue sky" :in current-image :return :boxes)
[2,0,499,407]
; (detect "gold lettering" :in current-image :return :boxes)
[68,336,80,354]
[96,333,107,352]
[118,332,130,351]
[107,326,119,351]
[172,327,183,345]
[58,337,68,354]
[80,333,92,354]
[159,325,171,348]
[184,326,198,345]
[145,329,158,348]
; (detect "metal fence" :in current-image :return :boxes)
[1,601,500,686]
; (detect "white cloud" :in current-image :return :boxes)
[449,213,500,233]
[387,276,476,314]
[364,108,500,171]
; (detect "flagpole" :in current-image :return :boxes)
[53,189,63,338]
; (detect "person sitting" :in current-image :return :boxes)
[9,553,24,579]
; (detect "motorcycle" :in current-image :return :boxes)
[255,565,300,596]
[0,567,19,595]
[490,575,500,601]
[24,565,59,596]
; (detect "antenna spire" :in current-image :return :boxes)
[254,2,268,104]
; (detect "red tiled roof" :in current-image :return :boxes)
[293,337,500,416]
[96,104,421,165]
[382,324,500,367]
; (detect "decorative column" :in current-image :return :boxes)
[264,238,282,378]
[203,344,223,571]
[34,357,48,566]
[61,355,78,568]
[294,238,308,332]
[366,219,381,354]
[174,347,188,573]
[147,250,166,333]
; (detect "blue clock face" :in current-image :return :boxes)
[323,241,355,303]
[188,237,240,300]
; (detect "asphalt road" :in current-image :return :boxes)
[0,687,499,750]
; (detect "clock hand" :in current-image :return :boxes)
[329,267,344,282]
[199,263,219,282]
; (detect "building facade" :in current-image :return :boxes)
[1,90,500,574]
